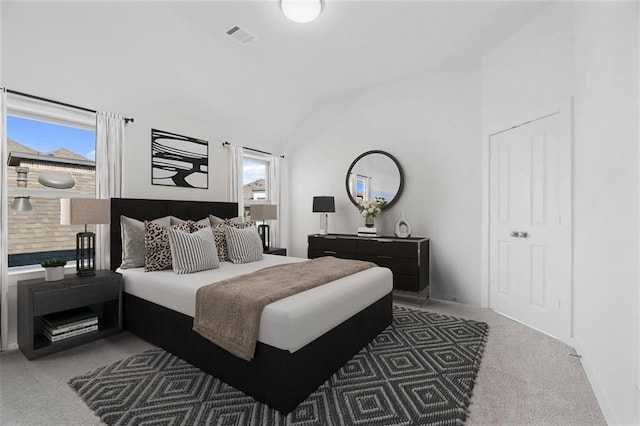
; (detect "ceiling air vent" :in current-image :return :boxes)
[226,26,256,46]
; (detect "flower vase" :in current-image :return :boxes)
[365,215,375,228]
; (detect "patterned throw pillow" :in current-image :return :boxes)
[212,220,256,262]
[167,226,219,274]
[225,225,263,264]
[144,222,191,272]
[120,215,171,269]
[170,216,211,228]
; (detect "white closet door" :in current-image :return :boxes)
[489,112,571,341]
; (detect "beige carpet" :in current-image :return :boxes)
[0,298,605,425]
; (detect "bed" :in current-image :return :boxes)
[110,197,393,414]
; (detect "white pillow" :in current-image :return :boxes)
[167,226,220,274]
[120,215,171,269]
[224,225,263,264]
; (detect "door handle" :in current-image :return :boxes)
[518,231,528,238]
[510,231,529,238]
[510,231,519,237]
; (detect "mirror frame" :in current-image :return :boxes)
[345,150,404,210]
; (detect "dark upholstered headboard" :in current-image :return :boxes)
[110,198,238,271]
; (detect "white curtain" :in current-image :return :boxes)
[0,89,8,350]
[95,111,124,270]
[229,144,244,217]
[269,155,285,249]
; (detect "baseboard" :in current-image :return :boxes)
[574,339,618,425]
[1,342,19,352]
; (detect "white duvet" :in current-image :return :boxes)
[119,254,392,353]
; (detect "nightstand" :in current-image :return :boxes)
[264,247,287,256]
[18,270,122,360]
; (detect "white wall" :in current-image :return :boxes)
[482,2,575,127]
[285,68,483,304]
[573,2,639,424]
[482,2,639,423]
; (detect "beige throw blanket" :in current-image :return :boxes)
[193,256,376,361]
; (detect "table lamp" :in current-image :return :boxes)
[250,204,278,251]
[60,198,110,276]
[312,196,335,235]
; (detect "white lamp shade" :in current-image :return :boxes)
[280,0,323,23]
[60,198,110,225]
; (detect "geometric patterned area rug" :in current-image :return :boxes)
[69,306,488,426]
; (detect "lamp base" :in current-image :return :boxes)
[76,231,96,277]
[258,224,270,251]
[319,213,329,235]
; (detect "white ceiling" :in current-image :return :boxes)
[2,1,552,142]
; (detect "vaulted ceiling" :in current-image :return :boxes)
[2,1,551,142]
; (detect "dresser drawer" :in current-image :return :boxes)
[393,273,423,292]
[306,233,429,295]
[308,236,357,254]
[32,279,121,316]
[357,254,419,276]
[357,239,419,258]
[308,249,359,260]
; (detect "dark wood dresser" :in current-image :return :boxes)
[308,234,429,294]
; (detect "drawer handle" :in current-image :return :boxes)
[323,250,337,254]
[377,255,393,259]
[69,283,94,289]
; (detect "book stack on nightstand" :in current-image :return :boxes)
[43,307,98,342]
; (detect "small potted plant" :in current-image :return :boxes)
[41,258,67,282]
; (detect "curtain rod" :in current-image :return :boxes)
[222,141,284,158]
[6,89,135,124]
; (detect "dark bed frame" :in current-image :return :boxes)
[110,197,393,414]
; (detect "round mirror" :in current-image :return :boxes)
[345,150,404,210]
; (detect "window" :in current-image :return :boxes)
[7,113,96,267]
[242,153,270,217]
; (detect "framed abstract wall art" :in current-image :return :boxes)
[151,129,208,189]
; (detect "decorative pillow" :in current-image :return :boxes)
[167,227,219,274]
[171,216,211,229]
[144,222,191,272]
[225,225,263,264]
[209,215,226,226]
[209,215,248,226]
[212,220,256,262]
[120,215,171,269]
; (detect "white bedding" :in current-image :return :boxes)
[120,254,393,353]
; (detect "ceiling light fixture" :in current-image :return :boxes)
[280,0,323,24]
